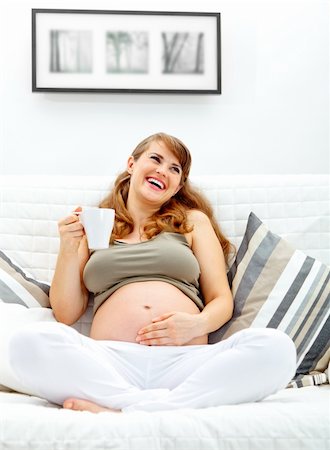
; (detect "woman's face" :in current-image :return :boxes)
[127,140,183,207]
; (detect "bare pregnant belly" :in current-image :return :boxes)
[89,281,208,345]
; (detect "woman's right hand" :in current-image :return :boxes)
[58,206,85,253]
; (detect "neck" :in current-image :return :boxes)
[126,194,160,236]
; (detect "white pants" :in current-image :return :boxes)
[8,322,296,412]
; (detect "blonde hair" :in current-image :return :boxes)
[99,132,233,264]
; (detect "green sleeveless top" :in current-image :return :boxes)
[83,232,203,314]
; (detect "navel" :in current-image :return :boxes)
[143,305,151,310]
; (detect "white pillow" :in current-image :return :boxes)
[0,302,56,393]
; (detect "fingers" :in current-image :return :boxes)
[151,312,175,323]
[58,206,84,229]
[137,320,167,336]
[137,333,172,346]
[136,328,168,343]
[58,218,84,235]
[138,338,172,346]
[136,320,178,346]
[59,212,80,227]
[57,208,85,251]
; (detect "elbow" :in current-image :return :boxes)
[49,290,88,326]
[228,297,234,319]
[51,299,87,326]
[227,295,234,321]
[52,310,78,326]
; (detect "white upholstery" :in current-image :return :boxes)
[1,386,329,450]
[0,174,329,450]
[1,174,329,282]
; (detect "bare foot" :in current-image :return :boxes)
[63,398,121,414]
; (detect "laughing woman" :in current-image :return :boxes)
[8,132,296,413]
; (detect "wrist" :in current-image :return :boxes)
[194,311,210,336]
[58,246,80,257]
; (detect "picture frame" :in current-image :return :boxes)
[31,9,221,94]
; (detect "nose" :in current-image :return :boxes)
[155,164,167,176]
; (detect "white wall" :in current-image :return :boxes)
[0,0,329,176]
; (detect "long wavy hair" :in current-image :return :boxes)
[99,132,233,264]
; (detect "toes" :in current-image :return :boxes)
[63,398,119,413]
[63,398,75,410]
[63,398,93,411]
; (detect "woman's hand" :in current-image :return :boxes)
[136,312,202,346]
[58,207,85,253]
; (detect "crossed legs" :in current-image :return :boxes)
[8,322,296,413]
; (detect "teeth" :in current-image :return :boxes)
[147,178,165,189]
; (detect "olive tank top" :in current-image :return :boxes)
[83,232,203,314]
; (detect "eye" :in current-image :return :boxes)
[150,155,161,163]
[171,166,181,174]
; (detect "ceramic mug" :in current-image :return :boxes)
[79,207,115,250]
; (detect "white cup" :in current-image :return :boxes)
[79,207,115,250]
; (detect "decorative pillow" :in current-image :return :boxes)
[0,250,50,307]
[209,212,330,388]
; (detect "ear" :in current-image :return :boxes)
[127,156,135,174]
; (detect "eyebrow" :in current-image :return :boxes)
[150,152,182,169]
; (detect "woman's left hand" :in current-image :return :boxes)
[136,312,200,346]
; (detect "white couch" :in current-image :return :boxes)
[0,174,329,450]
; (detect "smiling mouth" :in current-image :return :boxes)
[146,177,165,190]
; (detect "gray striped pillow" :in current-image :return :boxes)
[209,212,330,388]
[0,251,50,307]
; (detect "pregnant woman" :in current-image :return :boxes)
[8,132,296,413]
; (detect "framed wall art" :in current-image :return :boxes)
[31,9,221,94]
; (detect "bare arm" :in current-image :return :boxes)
[136,210,234,345]
[188,210,234,335]
[50,210,90,325]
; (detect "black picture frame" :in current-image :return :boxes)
[32,9,221,94]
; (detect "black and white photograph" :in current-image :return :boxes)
[106,31,149,74]
[32,9,221,93]
[162,32,204,74]
[49,30,93,73]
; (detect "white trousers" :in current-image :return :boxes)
[8,322,296,412]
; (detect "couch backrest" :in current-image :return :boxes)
[0,174,329,283]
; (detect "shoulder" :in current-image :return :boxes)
[185,210,213,247]
[186,209,211,227]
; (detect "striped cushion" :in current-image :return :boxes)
[209,212,330,387]
[0,251,50,307]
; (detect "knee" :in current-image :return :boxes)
[8,322,70,371]
[263,328,296,360]
[9,323,47,367]
[248,328,297,380]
